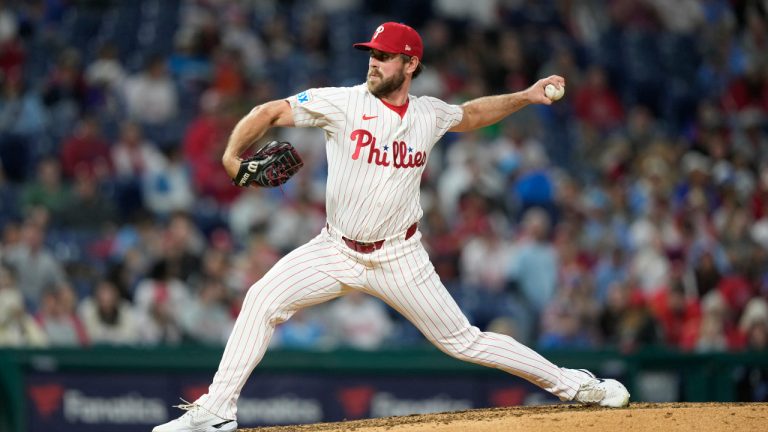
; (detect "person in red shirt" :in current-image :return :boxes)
[649,283,701,349]
[573,65,625,133]
[182,91,240,204]
[60,116,112,180]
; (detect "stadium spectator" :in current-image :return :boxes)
[271,309,328,349]
[195,248,231,287]
[0,2,23,77]
[647,282,699,349]
[34,283,88,346]
[508,208,557,313]
[599,282,661,351]
[4,218,66,307]
[123,54,179,127]
[111,121,164,178]
[161,211,205,283]
[227,187,276,241]
[110,121,166,215]
[20,156,71,218]
[0,72,48,180]
[735,297,768,401]
[219,6,266,79]
[57,171,116,230]
[41,48,85,140]
[265,184,326,253]
[167,28,213,102]
[538,298,594,349]
[141,145,196,216]
[740,298,768,351]
[421,206,462,284]
[328,291,394,351]
[694,290,743,352]
[210,47,246,97]
[593,247,628,304]
[0,263,47,347]
[59,115,112,180]
[133,259,189,345]
[228,233,280,302]
[84,43,126,113]
[77,279,138,346]
[573,65,625,133]
[179,277,233,345]
[182,90,240,204]
[459,222,519,329]
[489,118,548,183]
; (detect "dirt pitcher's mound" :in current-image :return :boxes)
[244,402,767,432]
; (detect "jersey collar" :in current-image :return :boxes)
[379,97,409,119]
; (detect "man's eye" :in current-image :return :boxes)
[371,52,391,61]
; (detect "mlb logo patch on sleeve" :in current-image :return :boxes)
[297,90,312,104]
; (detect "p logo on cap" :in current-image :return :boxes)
[373,25,385,40]
[353,22,423,61]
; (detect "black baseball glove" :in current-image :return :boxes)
[232,140,304,188]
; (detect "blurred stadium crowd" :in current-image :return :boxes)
[0,0,767,357]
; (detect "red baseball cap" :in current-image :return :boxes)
[353,22,423,60]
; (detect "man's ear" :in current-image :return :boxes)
[407,57,419,75]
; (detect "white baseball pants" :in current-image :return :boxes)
[196,226,590,420]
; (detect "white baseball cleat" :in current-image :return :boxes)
[573,369,630,408]
[152,401,237,432]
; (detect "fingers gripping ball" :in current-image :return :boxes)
[545,83,565,101]
[233,140,304,188]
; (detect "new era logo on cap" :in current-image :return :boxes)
[353,22,423,60]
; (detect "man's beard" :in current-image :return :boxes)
[367,69,406,98]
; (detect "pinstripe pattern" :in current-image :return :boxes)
[197,230,588,420]
[288,85,462,242]
[197,233,359,419]
[194,85,593,421]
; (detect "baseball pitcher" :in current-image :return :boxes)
[154,22,629,432]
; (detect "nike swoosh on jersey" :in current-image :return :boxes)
[362,114,378,120]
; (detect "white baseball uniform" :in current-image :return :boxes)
[196,84,593,420]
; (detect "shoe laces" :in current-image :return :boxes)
[173,399,205,421]
[575,380,607,404]
[173,398,198,411]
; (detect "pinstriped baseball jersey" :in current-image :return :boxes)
[288,84,463,242]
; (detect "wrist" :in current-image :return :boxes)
[516,89,535,105]
[222,151,241,163]
[222,153,241,177]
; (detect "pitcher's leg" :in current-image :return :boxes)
[371,245,589,401]
[197,236,347,419]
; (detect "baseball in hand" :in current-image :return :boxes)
[544,83,565,101]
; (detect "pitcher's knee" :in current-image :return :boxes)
[240,289,283,326]
[435,327,483,359]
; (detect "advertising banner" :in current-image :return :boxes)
[26,373,173,432]
[24,371,555,431]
